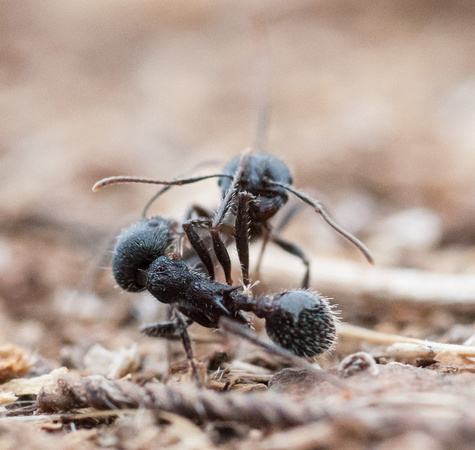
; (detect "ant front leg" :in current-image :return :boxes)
[254,207,310,288]
[209,185,237,285]
[183,204,214,221]
[210,226,233,285]
[255,203,303,284]
[210,151,250,285]
[234,191,254,287]
[254,225,271,283]
[219,317,315,371]
[182,218,215,280]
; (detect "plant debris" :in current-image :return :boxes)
[2,1,475,448]
[0,345,34,384]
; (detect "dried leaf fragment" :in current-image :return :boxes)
[0,344,34,384]
[0,391,17,406]
[0,367,68,397]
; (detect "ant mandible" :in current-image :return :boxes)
[94,150,374,289]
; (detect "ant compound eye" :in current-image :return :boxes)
[263,290,338,358]
[112,217,175,292]
[257,154,292,185]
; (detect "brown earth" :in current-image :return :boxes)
[1,1,475,448]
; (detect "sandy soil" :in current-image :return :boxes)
[1,1,475,448]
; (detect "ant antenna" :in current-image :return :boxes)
[92,173,233,192]
[142,186,171,218]
[141,159,223,218]
[267,180,375,265]
[251,8,271,154]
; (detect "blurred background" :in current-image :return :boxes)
[1,0,475,365]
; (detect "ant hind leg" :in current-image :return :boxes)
[254,202,302,284]
[141,320,184,339]
[219,317,315,372]
[271,236,311,289]
[141,311,200,384]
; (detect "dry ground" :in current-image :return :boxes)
[1,1,475,448]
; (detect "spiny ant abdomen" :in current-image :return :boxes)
[112,217,176,292]
[263,290,338,358]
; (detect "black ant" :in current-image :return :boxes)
[94,151,374,288]
[111,216,338,376]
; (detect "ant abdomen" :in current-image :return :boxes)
[260,290,338,358]
[112,217,176,292]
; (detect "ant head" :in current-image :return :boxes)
[219,153,293,222]
[219,153,292,197]
[112,217,176,292]
[263,290,338,358]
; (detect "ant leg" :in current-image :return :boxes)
[209,191,235,285]
[142,304,221,340]
[219,317,316,372]
[182,219,215,280]
[254,204,305,284]
[209,153,250,285]
[265,180,374,265]
[142,314,199,383]
[184,203,236,246]
[183,204,214,221]
[173,308,199,383]
[255,203,302,279]
[271,236,311,289]
[274,202,303,234]
[254,225,271,281]
[210,226,233,285]
[142,318,193,339]
[234,192,253,286]
[182,205,233,281]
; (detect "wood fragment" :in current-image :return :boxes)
[339,323,475,367]
[0,367,68,397]
[340,324,475,356]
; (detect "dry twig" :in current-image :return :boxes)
[340,323,475,367]
[37,374,326,429]
[263,250,475,309]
